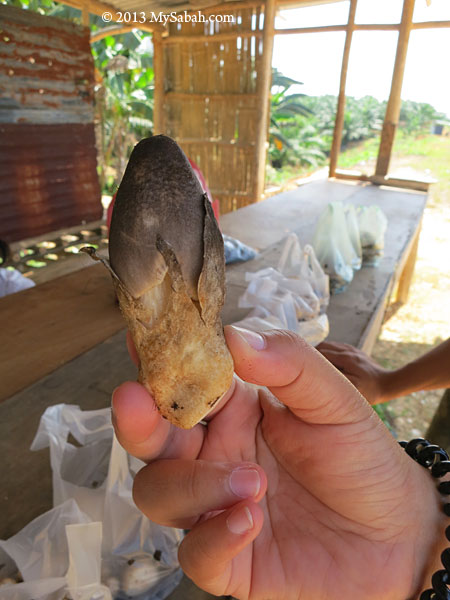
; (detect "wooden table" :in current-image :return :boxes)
[0,180,426,597]
[220,179,426,353]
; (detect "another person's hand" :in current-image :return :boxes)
[317,341,390,405]
[112,327,445,600]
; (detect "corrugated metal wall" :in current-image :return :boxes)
[0,5,102,243]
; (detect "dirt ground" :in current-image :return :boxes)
[368,155,450,440]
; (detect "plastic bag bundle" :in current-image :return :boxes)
[234,234,330,347]
[344,205,362,271]
[313,202,358,293]
[357,205,388,267]
[0,405,183,600]
[313,202,387,292]
[223,234,257,265]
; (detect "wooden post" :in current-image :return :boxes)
[375,0,415,177]
[81,0,90,26]
[254,0,276,203]
[329,0,357,178]
[395,221,421,304]
[153,31,165,134]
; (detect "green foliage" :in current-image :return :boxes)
[399,100,445,134]
[90,30,154,193]
[268,69,445,182]
[270,69,325,170]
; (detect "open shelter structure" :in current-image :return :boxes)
[64,0,450,208]
[1,0,450,237]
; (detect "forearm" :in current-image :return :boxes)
[381,338,450,401]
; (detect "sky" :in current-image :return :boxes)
[272,0,450,117]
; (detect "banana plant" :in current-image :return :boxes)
[91,29,155,192]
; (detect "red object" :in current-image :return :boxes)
[106,158,220,231]
[188,158,221,222]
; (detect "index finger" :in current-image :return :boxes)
[112,381,205,462]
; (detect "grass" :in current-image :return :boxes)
[265,162,318,189]
[338,130,450,207]
[266,129,450,204]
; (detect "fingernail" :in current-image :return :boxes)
[231,326,266,351]
[230,468,261,498]
[227,505,254,535]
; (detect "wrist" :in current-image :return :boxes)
[377,369,401,403]
[407,465,448,599]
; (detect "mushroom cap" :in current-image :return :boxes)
[109,135,206,300]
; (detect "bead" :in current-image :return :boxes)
[432,461,450,479]
[434,449,450,463]
[418,445,442,467]
[418,446,449,467]
[431,570,450,599]
[406,438,429,459]
[402,439,450,600]
[441,548,450,571]
[420,589,437,600]
[439,482,450,495]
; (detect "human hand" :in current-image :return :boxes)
[316,341,392,405]
[112,328,445,600]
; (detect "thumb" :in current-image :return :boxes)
[224,326,372,426]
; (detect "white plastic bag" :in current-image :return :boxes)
[357,205,388,266]
[235,234,329,346]
[0,405,184,600]
[0,268,35,297]
[344,204,362,271]
[0,500,89,600]
[313,202,358,293]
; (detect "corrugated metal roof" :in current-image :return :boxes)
[0,6,102,243]
[0,5,95,124]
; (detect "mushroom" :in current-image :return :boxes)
[84,135,233,429]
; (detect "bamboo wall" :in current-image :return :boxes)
[156,2,267,214]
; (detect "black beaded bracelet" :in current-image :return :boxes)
[400,438,450,600]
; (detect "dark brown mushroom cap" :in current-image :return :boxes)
[109,135,206,300]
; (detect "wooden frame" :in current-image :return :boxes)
[272,0,449,188]
[73,0,450,204]
[375,0,414,177]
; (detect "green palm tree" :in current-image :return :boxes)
[269,69,325,169]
